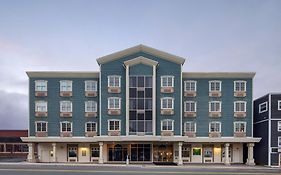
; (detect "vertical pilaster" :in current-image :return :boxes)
[152,65,156,136]
[27,143,35,162]
[52,143,57,162]
[224,143,230,165]
[178,142,183,165]
[126,65,129,136]
[246,143,255,165]
[99,142,104,164]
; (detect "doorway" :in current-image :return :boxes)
[153,144,173,163]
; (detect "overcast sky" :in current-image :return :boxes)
[0,0,280,129]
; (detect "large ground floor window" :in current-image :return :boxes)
[108,144,127,161]
[131,144,151,161]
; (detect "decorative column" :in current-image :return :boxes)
[125,65,129,136]
[178,142,183,165]
[27,143,35,162]
[246,143,255,165]
[52,143,57,162]
[224,143,230,165]
[99,142,104,164]
[152,65,156,136]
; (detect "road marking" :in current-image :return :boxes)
[0,168,280,175]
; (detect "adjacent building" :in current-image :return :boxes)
[254,93,281,167]
[22,45,260,165]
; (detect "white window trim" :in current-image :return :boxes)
[60,121,72,132]
[209,101,222,112]
[85,101,97,112]
[278,136,281,147]
[85,80,97,92]
[209,80,221,92]
[60,101,72,112]
[85,122,97,132]
[161,119,174,131]
[184,101,197,112]
[278,100,281,111]
[234,101,247,112]
[161,97,174,110]
[184,122,196,132]
[209,122,221,132]
[35,101,48,112]
[107,75,121,87]
[59,80,72,92]
[35,80,48,92]
[234,122,246,133]
[278,121,281,132]
[108,119,121,131]
[35,121,48,132]
[184,80,197,92]
[234,80,247,92]
[259,102,268,113]
[161,75,174,87]
[108,97,121,110]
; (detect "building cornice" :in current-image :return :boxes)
[26,71,99,78]
[183,72,256,79]
[124,56,158,67]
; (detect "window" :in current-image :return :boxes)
[85,101,97,112]
[60,80,72,91]
[161,97,174,109]
[259,102,268,113]
[278,100,281,111]
[234,101,246,112]
[278,136,281,147]
[234,122,246,133]
[184,80,197,92]
[193,148,201,155]
[108,97,121,109]
[108,75,121,87]
[35,80,47,91]
[278,121,281,132]
[209,122,221,132]
[161,120,174,131]
[108,120,120,131]
[60,122,72,132]
[184,122,196,132]
[35,122,47,132]
[209,101,221,112]
[161,76,174,87]
[184,101,196,112]
[91,147,99,157]
[209,80,221,92]
[85,122,97,132]
[85,80,97,91]
[35,101,47,112]
[60,101,72,112]
[234,81,246,92]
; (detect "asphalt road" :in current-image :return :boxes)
[0,164,280,175]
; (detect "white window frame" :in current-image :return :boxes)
[161,119,174,131]
[85,80,97,92]
[209,122,221,132]
[60,80,72,92]
[35,121,48,132]
[85,101,97,112]
[108,97,121,109]
[35,80,47,92]
[259,102,268,113]
[209,80,221,92]
[60,101,72,112]
[278,121,281,132]
[184,80,197,92]
[234,101,247,112]
[278,136,281,147]
[184,122,196,132]
[209,101,221,112]
[161,97,174,110]
[35,101,48,112]
[60,121,72,132]
[234,80,247,92]
[278,100,281,111]
[184,101,197,112]
[85,122,97,132]
[234,122,246,133]
[108,119,121,131]
[108,75,121,87]
[161,76,174,87]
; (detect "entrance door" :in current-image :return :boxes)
[153,144,173,163]
[108,144,127,161]
[68,146,78,162]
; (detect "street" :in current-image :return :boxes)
[0,164,280,175]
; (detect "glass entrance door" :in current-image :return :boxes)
[153,144,173,162]
[108,144,127,161]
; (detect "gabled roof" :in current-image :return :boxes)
[96,44,186,65]
[124,56,158,67]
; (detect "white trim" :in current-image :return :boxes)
[160,75,174,87]
[278,136,281,147]
[60,121,72,132]
[34,80,48,92]
[35,121,48,132]
[184,122,196,132]
[268,94,272,166]
[233,122,246,133]
[107,75,121,87]
[259,101,268,113]
[161,119,174,131]
[108,119,121,131]
[184,80,197,92]
[60,101,72,112]
[85,80,97,92]
[253,119,269,124]
[152,65,156,136]
[184,101,197,112]
[160,97,174,109]
[59,80,72,92]
[180,65,183,136]
[125,65,129,136]
[35,100,48,112]
[209,122,221,132]
[209,101,221,112]
[234,101,247,112]
[107,97,121,109]
[278,100,281,111]
[85,122,97,132]
[278,121,281,132]
[99,65,102,135]
[85,101,97,112]
[234,80,247,92]
[209,80,221,92]
[123,56,159,67]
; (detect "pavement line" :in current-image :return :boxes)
[0,169,280,175]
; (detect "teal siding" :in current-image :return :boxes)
[129,64,153,75]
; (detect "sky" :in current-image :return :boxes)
[0,0,280,129]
